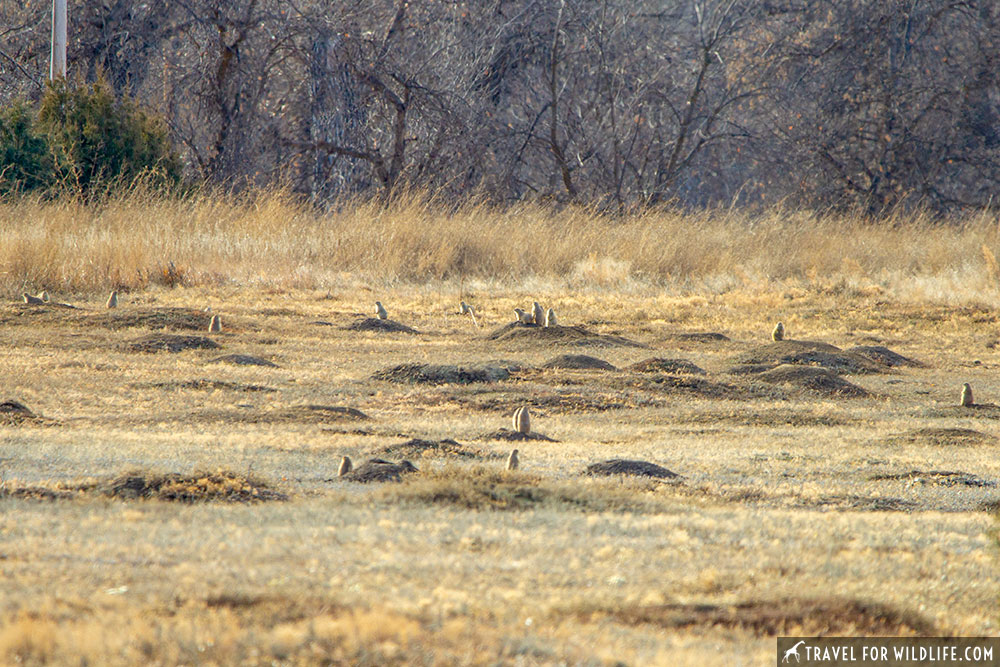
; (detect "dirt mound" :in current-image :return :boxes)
[484,428,557,442]
[892,427,995,446]
[207,353,279,367]
[4,469,287,502]
[615,374,784,401]
[589,597,936,636]
[584,459,680,479]
[370,438,488,460]
[136,379,276,393]
[0,399,37,425]
[102,469,287,502]
[372,363,512,384]
[845,345,924,368]
[756,365,870,397]
[927,404,1000,419]
[83,307,219,332]
[347,317,418,333]
[869,470,995,487]
[488,323,645,348]
[542,354,617,371]
[730,340,887,375]
[628,358,706,374]
[665,331,730,343]
[342,459,419,483]
[124,334,222,353]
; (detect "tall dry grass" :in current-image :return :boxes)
[3,188,1000,301]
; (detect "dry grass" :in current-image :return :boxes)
[3,194,1000,665]
[3,188,1000,304]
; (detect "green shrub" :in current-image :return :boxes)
[37,78,182,195]
[0,101,55,195]
[0,78,182,197]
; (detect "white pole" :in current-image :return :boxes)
[50,0,67,79]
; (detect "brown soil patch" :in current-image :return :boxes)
[135,379,277,393]
[346,317,418,333]
[488,323,645,348]
[1,469,287,503]
[586,597,936,636]
[542,354,617,371]
[628,358,706,374]
[123,333,222,353]
[846,345,925,368]
[341,459,419,483]
[207,353,279,367]
[484,428,557,442]
[464,391,636,413]
[869,470,996,487]
[584,459,680,479]
[756,365,870,397]
[0,303,79,326]
[370,438,489,460]
[372,362,513,384]
[662,331,731,343]
[892,428,996,446]
[730,340,888,375]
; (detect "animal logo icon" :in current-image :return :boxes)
[782,640,806,663]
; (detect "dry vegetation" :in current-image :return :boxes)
[1,193,1000,665]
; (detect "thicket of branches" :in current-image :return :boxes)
[2,0,998,213]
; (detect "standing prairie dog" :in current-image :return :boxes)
[208,314,222,332]
[106,290,118,309]
[338,455,353,477]
[375,301,388,320]
[512,406,531,434]
[514,308,532,324]
[961,383,974,407]
[506,449,519,471]
[772,322,784,341]
[544,308,556,327]
[531,302,544,325]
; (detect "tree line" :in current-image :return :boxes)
[1,0,998,214]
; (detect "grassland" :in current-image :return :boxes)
[1,193,999,665]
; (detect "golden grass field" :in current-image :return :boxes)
[1,192,999,665]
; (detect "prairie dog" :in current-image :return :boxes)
[22,293,44,305]
[338,456,353,477]
[375,301,388,320]
[106,290,118,309]
[512,406,531,434]
[507,449,519,471]
[544,308,556,327]
[39,291,50,303]
[208,314,222,332]
[772,322,784,341]
[460,301,471,314]
[531,302,544,325]
[514,308,532,324]
[961,383,974,407]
